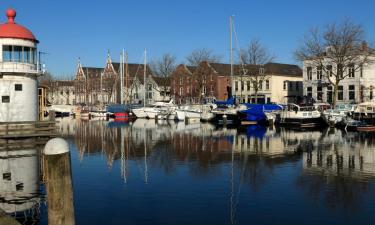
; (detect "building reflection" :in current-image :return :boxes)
[0,145,41,224]
[299,128,375,210]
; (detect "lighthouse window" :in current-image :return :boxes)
[23,47,31,63]
[2,96,10,103]
[13,46,22,62]
[2,45,12,62]
[15,84,22,91]
[3,172,11,181]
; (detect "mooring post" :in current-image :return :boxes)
[43,138,75,225]
[223,114,227,126]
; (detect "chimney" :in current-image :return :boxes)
[361,41,368,51]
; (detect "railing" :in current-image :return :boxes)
[0,62,39,74]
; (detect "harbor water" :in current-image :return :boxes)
[3,117,375,225]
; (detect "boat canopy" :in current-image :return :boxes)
[214,96,235,105]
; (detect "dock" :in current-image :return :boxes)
[0,121,58,140]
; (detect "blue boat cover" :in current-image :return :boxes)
[214,96,235,105]
[241,104,282,122]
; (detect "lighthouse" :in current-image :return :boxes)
[0,8,40,122]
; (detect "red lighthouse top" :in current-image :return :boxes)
[0,8,38,43]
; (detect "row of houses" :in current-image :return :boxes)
[43,53,305,106]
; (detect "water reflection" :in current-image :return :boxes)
[0,145,41,224]
[57,118,375,225]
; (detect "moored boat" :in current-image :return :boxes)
[277,103,325,128]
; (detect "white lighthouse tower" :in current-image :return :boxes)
[0,8,40,122]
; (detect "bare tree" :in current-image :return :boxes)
[295,19,374,107]
[151,53,177,100]
[185,48,222,66]
[239,39,274,103]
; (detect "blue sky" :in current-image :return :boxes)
[1,0,374,77]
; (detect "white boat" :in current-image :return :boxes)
[176,104,217,122]
[143,100,177,119]
[132,107,149,118]
[278,103,324,128]
[322,104,356,126]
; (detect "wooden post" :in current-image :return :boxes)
[43,138,75,225]
[49,110,55,122]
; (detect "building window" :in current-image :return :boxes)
[15,84,22,91]
[348,64,355,78]
[2,96,10,103]
[283,81,287,90]
[307,67,312,80]
[259,81,263,90]
[179,77,183,85]
[2,45,36,64]
[148,84,152,91]
[241,81,244,91]
[265,80,269,90]
[360,65,363,78]
[338,64,343,78]
[338,85,344,100]
[317,86,322,101]
[210,85,213,93]
[327,86,333,103]
[235,81,238,91]
[16,182,24,191]
[307,87,312,98]
[13,46,22,62]
[179,87,183,96]
[349,85,355,100]
[326,65,333,77]
[3,172,11,181]
[203,86,206,94]
[2,45,12,62]
[317,66,322,80]
[259,67,265,74]
[296,82,299,91]
[247,81,250,91]
[289,81,293,91]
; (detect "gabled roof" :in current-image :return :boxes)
[81,67,104,79]
[112,63,153,84]
[152,76,171,86]
[205,62,302,77]
[264,63,302,77]
[186,65,197,74]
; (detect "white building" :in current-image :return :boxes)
[303,44,375,104]
[232,63,303,104]
[0,9,41,122]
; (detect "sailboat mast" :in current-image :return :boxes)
[125,51,129,104]
[120,50,124,104]
[229,16,234,99]
[143,48,147,107]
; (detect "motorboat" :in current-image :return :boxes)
[277,103,325,128]
[143,100,177,119]
[322,104,356,126]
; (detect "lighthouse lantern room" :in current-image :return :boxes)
[0,8,40,122]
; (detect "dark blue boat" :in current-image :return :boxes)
[238,104,282,125]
